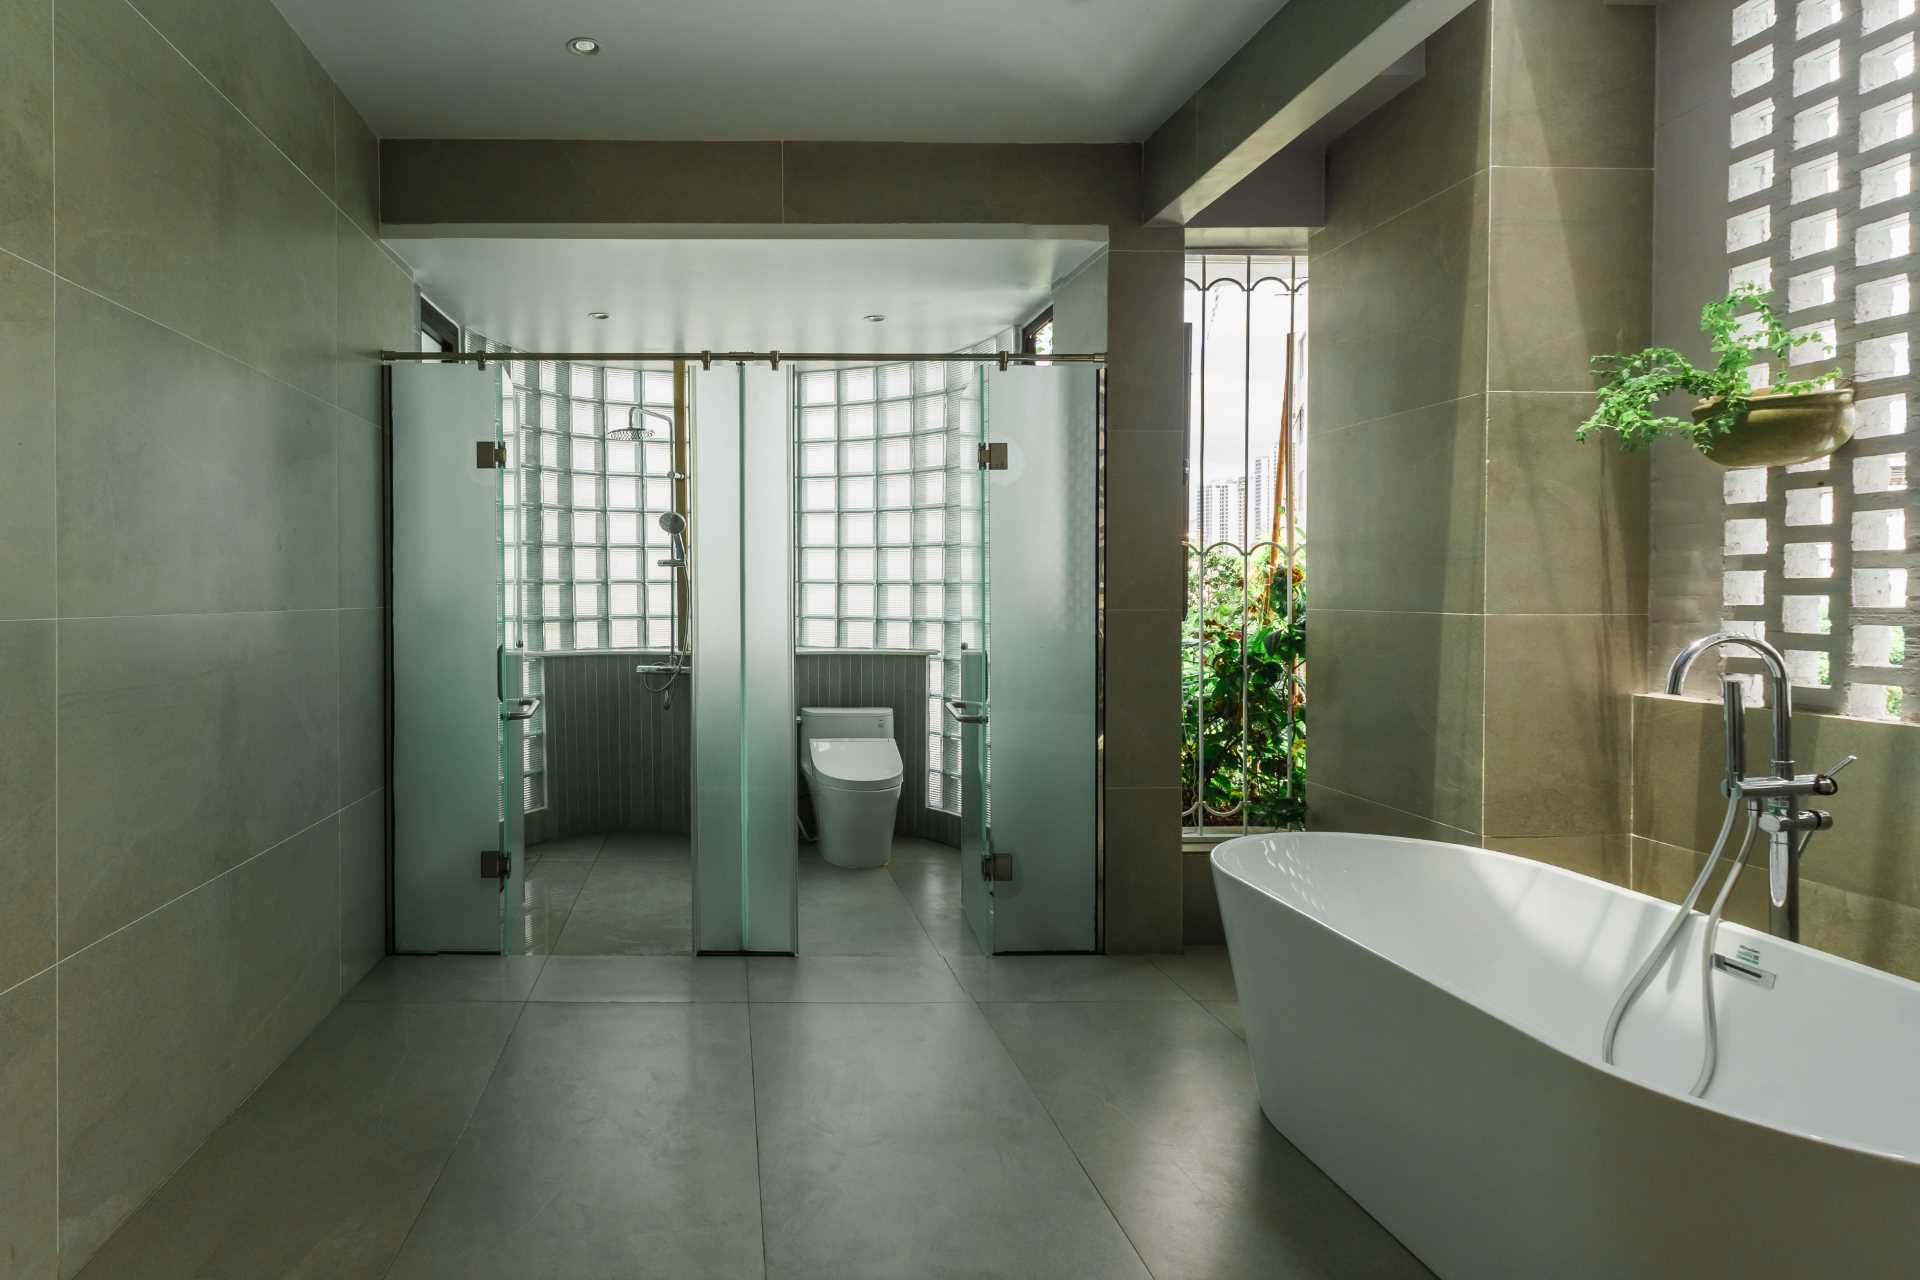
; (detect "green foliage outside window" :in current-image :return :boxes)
[1181,542,1307,830]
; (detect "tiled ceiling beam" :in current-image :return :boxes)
[1141,0,1474,225]
[380,140,1148,236]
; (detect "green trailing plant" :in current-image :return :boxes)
[1577,284,1844,452]
[1181,542,1307,830]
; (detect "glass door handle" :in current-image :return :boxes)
[501,697,540,722]
[944,697,988,725]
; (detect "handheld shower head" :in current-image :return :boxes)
[658,510,687,567]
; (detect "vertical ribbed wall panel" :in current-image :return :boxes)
[528,651,955,845]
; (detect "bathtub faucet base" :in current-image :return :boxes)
[1663,632,1855,944]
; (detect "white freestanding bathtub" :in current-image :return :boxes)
[1213,832,1920,1279]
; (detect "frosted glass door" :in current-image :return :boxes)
[978,365,1098,952]
[392,363,510,953]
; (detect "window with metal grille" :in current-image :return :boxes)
[793,359,986,814]
[1182,254,1309,837]
[1724,0,1916,721]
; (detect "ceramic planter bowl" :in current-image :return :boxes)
[1693,387,1855,468]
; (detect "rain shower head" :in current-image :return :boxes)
[608,405,674,442]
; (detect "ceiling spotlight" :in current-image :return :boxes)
[863,313,886,323]
[587,310,610,320]
[566,36,601,56]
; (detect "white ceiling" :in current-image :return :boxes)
[388,236,1104,354]
[273,0,1285,142]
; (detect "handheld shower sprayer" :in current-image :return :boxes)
[639,508,689,704]
[658,510,687,570]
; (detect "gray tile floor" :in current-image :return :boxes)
[76,840,1432,1280]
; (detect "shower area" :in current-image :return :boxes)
[383,241,1105,962]
[496,358,697,957]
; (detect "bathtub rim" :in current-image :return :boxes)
[1211,829,1920,1171]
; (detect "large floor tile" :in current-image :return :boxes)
[529,956,746,1003]
[347,956,546,1004]
[528,833,604,862]
[73,1002,521,1280]
[597,832,691,860]
[387,1003,763,1280]
[552,857,691,955]
[1204,1000,1247,1039]
[949,955,1191,1003]
[797,856,938,957]
[887,855,982,958]
[507,857,592,956]
[0,971,57,1280]
[751,1002,1150,1280]
[746,955,968,1003]
[983,1001,1430,1280]
[1151,946,1239,1003]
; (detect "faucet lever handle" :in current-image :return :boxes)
[1813,753,1857,796]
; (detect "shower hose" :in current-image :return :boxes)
[1599,789,1760,1098]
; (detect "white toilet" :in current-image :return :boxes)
[798,707,904,869]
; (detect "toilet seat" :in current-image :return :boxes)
[806,738,903,793]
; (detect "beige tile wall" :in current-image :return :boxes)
[0,0,406,1272]
[1302,0,1653,861]
[1632,695,1920,981]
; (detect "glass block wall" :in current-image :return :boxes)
[792,359,986,813]
[470,336,687,812]
[1724,0,1918,721]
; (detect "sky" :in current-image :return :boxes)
[1183,257,1308,533]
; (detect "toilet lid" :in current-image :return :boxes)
[808,738,903,792]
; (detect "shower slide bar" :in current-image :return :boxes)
[380,349,1105,369]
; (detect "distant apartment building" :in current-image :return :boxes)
[1189,445,1279,548]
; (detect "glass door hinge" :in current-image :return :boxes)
[475,441,506,468]
[977,442,1008,470]
[480,850,511,879]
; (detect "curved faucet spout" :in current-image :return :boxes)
[1666,632,1794,776]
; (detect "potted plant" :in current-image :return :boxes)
[1577,284,1852,467]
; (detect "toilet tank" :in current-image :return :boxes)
[798,706,894,754]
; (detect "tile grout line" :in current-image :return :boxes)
[54,809,345,972]
[973,994,1163,1279]
[378,996,533,1280]
[111,0,393,264]
[745,999,773,1277]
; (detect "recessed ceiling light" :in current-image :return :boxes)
[566,36,601,56]
[588,311,610,320]
[863,313,886,323]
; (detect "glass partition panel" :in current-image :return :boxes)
[690,365,796,952]
[976,364,1099,953]
[391,363,510,952]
